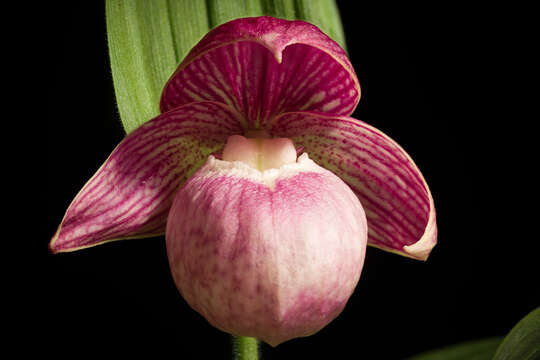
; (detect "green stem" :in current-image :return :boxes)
[233,336,259,360]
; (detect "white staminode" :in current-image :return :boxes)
[202,135,326,189]
[222,134,297,171]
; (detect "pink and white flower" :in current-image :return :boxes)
[50,16,437,346]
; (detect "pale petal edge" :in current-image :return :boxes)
[369,194,437,261]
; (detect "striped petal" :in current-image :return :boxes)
[50,101,244,253]
[160,16,360,128]
[271,112,437,260]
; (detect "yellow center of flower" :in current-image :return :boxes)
[222,132,297,171]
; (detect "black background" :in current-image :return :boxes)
[31,1,537,359]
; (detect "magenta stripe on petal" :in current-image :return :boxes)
[160,16,360,127]
[271,111,437,260]
[49,102,244,253]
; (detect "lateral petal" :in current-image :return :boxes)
[271,111,437,260]
[160,16,360,128]
[50,102,243,253]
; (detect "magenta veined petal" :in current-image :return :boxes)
[160,16,360,128]
[50,102,244,253]
[271,111,437,260]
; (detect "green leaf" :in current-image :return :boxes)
[166,1,210,65]
[207,0,264,27]
[106,0,346,133]
[494,307,540,360]
[106,0,178,134]
[261,0,297,20]
[294,0,347,52]
[406,337,503,360]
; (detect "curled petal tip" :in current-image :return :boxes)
[403,201,437,261]
[48,231,60,254]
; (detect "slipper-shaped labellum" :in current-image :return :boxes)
[50,17,437,346]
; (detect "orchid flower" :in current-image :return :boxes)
[50,16,437,346]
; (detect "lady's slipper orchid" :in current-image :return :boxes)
[50,16,437,346]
